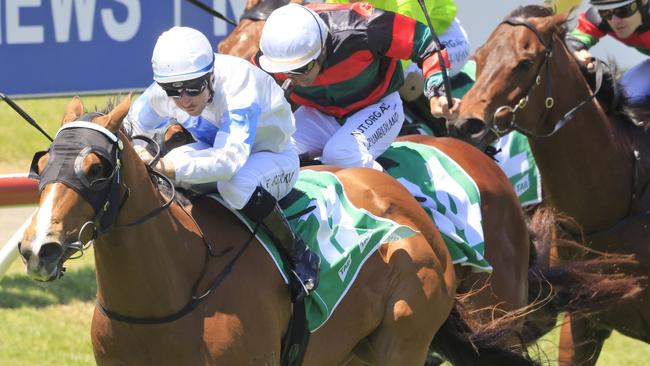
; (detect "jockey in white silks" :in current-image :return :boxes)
[125,26,320,301]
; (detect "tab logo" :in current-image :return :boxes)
[338,255,352,282]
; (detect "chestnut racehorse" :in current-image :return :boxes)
[18,96,547,365]
[453,5,650,365]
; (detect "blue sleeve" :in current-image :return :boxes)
[214,103,260,153]
[127,84,173,134]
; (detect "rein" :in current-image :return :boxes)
[488,17,603,139]
[86,132,254,324]
[494,19,650,245]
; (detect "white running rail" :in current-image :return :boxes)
[0,210,36,278]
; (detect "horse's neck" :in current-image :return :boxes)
[531,50,634,232]
[93,155,205,315]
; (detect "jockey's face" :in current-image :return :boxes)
[285,60,322,87]
[172,78,212,116]
[605,2,644,39]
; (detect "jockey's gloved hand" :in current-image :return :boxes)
[429,96,460,121]
[134,144,154,165]
[133,145,176,181]
[425,73,460,120]
[573,49,595,72]
[153,158,176,181]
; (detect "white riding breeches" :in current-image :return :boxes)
[293,91,404,170]
[166,142,299,209]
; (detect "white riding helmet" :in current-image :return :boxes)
[259,4,329,73]
[152,26,214,84]
[590,0,635,10]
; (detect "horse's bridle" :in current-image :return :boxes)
[487,17,603,139]
[28,117,175,267]
[29,118,256,324]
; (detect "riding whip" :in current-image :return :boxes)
[0,92,53,141]
[184,0,238,26]
[416,0,454,107]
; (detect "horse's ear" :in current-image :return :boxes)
[537,9,570,37]
[62,96,84,124]
[100,94,132,132]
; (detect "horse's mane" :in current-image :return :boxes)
[505,5,650,128]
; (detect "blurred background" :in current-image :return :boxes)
[0,0,644,98]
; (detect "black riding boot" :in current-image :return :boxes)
[241,186,321,301]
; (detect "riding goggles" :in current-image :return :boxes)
[284,60,317,76]
[598,2,638,20]
[158,77,209,98]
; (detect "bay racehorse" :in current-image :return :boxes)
[18,96,546,365]
[452,5,650,365]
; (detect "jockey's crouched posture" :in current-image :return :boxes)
[124,26,319,301]
[253,3,458,170]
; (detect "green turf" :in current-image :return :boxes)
[0,250,95,366]
[0,95,126,173]
[2,248,649,365]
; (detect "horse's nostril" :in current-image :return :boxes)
[460,118,488,138]
[39,243,63,265]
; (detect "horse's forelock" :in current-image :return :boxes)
[505,5,569,39]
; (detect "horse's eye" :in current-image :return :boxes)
[85,155,111,182]
[515,59,534,72]
[87,163,105,180]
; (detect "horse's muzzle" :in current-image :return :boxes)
[19,241,64,282]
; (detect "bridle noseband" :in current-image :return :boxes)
[487,17,603,139]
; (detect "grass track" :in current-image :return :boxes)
[2,251,648,365]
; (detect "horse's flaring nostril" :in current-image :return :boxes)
[459,118,488,140]
[39,242,63,265]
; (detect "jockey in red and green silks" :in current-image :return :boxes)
[326,0,470,101]
[254,3,456,170]
[566,0,650,104]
